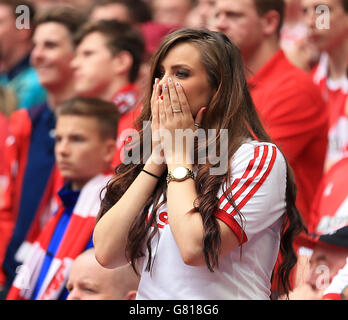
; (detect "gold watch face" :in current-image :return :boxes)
[172,167,188,180]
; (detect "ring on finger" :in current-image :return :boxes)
[194,123,201,128]
[172,109,182,113]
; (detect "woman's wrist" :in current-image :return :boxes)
[166,150,194,171]
[144,153,166,177]
[167,162,194,172]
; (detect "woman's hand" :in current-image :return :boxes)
[157,78,206,165]
[149,78,164,165]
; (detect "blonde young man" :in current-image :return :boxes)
[7,97,118,300]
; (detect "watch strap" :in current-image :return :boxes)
[166,167,194,184]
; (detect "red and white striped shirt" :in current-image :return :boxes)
[136,140,287,300]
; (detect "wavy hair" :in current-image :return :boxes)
[98,28,305,297]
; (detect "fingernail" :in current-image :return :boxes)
[154,78,158,85]
[163,83,168,90]
[168,77,172,83]
[160,96,163,100]
[175,82,180,87]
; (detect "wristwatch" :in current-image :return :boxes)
[166,166,194,184]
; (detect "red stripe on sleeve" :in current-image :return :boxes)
[222,145,269,212]
[219,146,260,206]
[231,146,277,214]
[223,145,269,212]
[214,209,248,245]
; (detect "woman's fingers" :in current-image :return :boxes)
[174,81,187,113]
[158,94,166,126]
[151,79,160,123]
[194,107,206,128]
[150,78,159,106]
[162,83,174,121]
[167,78,181,113]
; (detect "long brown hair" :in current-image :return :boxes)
[98,28,305,297]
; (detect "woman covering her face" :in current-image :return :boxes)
[93,28,305,299]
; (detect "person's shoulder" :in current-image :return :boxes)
[231,140,286,175]
[234,139,283,156]
[281,54,321,91]
[8,103,48,137]
[9,108,30,126]
[275,56,325,112]
[267,51,316,88]
[259,52,324,111]
[4,109,31,147]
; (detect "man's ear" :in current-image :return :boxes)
[112,50,133,76]
[261,10,281,36]
[125,290,137,300]
[102,138,117,164]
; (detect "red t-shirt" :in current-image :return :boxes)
[248,50,328,226]
[110,84,143,167]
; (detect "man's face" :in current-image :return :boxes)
[66,253,122,300]
[213,0,264,58]
[89,3,132,23]
[31,22,75,90]
[55,115,114,190]
[302,0,348,52]
[196,0,216,28]
[306,245,348,293]
[71,32,116,99]
[152,0,192,26]
[0,4,20,62]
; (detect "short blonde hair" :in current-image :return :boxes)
[55,97,119,140]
